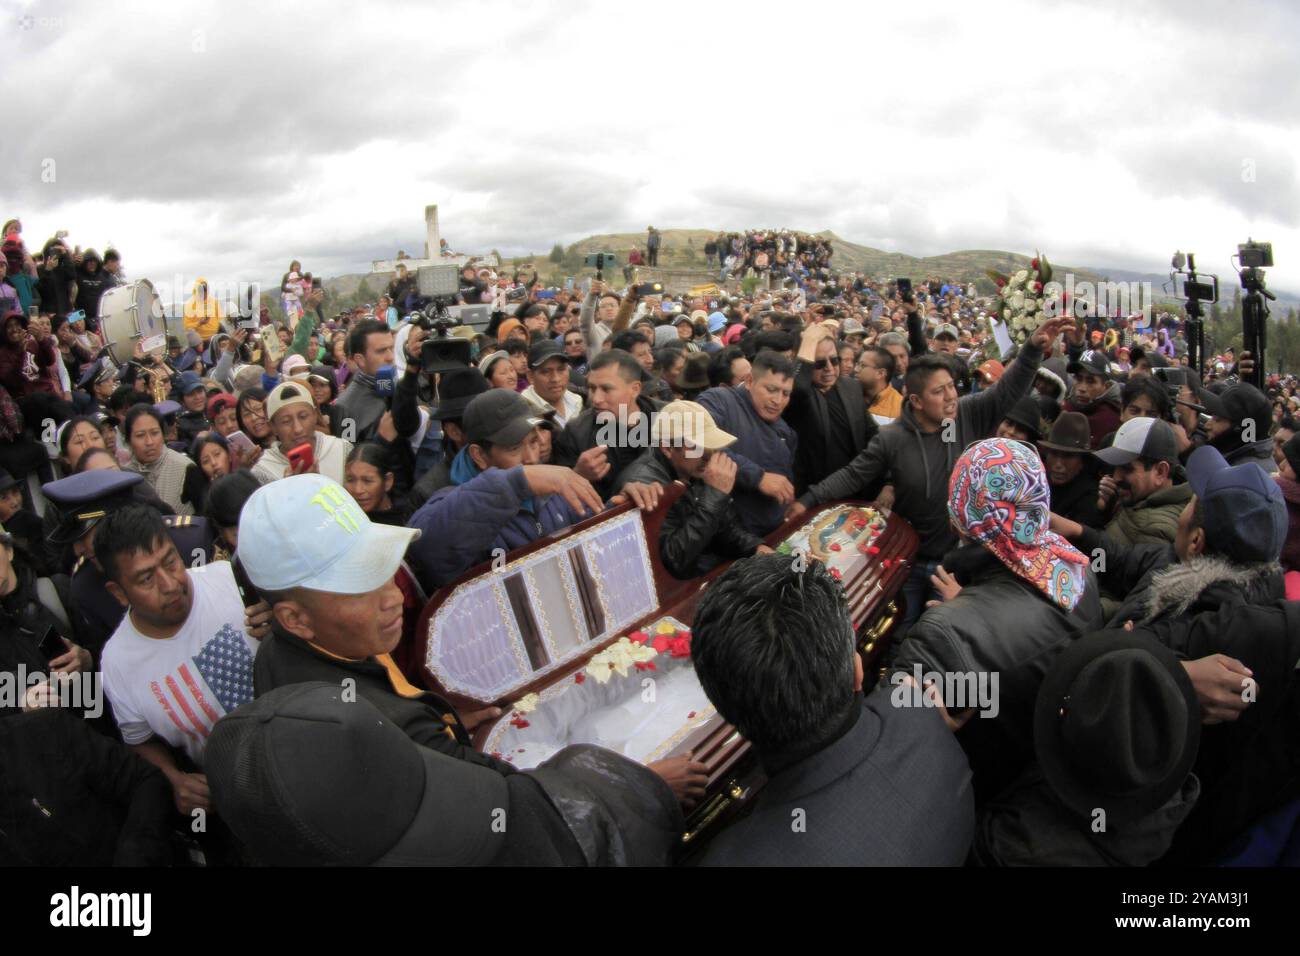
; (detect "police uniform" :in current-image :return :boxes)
[42,472,216,653]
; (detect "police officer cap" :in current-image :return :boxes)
[41,470,143,545]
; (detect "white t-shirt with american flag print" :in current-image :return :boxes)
[102,561,257,768]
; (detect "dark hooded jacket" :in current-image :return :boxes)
[1141,600,1300,864]
[890,544,1104,803]
[74,251,112,322]
[974,766,1200,866]
[800,340,1045,559]
[1075,525,1284,628]
[1064,382,1122,450]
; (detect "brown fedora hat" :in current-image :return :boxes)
[1038,411,1092,454]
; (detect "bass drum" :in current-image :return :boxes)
[99,279,166,366]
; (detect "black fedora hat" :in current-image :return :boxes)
[1001,396,1043,442]
[432,367,490,421]
[1034,629,1200,826]
[1037,411,1092,454]
[678,353,711,391]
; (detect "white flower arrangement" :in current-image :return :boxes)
[987,253,1052,346]
[586,637,659,684]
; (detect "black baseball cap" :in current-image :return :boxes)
[1093,417,1179,466]
[1196,382,1271,435]
[205,683,509,865]
[463,390,544,447]
[1067,349,1113,380]
[527,339,565,369]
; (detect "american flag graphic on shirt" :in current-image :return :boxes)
[148,624,254,743]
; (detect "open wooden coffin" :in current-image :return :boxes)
[414,489,919,848]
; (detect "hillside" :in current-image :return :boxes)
[522,229,1113,288]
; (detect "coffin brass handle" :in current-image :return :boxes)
[681,779,744,843]
[861,600,899,648]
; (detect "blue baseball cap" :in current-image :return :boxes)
[238,474,419,594]
[1186,445,1287,563]
[707,311,727,333]
[177,371,204,395]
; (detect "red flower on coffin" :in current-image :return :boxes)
[830,543,842,552]
[1031,258,1040,269]
[652,634,673,653]
[687,711,697,719]
[574,672,586,684]
[509,716,531,729]
[634,661,656,672]
[830,568,843,581]
[629,630,650,645]
[867,545,881,555]
[668,635,692,658]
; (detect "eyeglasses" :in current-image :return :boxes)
[812,356,841,370]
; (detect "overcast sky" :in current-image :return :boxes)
[5,0,1299,303]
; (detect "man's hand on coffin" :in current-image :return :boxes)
[701,451,738,495]
[573,445,611,483]
[872,484,896,511]
[757,471,795,506]
[755,545,775,555]
[611,481,663,512]
[459,706,503,732]
[523,464,605,517]
[784,500,808,521]
[647,754,710,810]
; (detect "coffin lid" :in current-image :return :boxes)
[422,505,669,705]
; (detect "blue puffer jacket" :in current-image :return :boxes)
[406,448,586,591]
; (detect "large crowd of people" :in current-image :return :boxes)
[3,216,1299,868]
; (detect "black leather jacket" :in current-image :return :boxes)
[617,449,763,578]
[890,545,1103,802]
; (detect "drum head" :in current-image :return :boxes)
[100,279,165,365]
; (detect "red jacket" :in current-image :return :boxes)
[0,334,58,398]
[1278,475,1300,574]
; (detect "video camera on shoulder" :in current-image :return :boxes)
[413,301,472,374]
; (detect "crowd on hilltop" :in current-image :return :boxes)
[3,212,1300,869]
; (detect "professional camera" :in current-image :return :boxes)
[504,286,529,303]
[414,301,471,374]
[1238,240,1273,270]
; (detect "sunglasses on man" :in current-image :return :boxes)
[812,356,841,371]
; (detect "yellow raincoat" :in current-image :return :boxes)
[184,277,223,342]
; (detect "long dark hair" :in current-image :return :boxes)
[236,388,271,446]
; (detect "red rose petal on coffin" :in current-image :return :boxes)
[652,635,672,653]
[688,711,697,719]
[630,630,649,644]
[634,661,657,671]
[868,545,881,555]
[830,543,842,552]
[510,717,530,729]
[574,673,586,684]
[830,568,842,580]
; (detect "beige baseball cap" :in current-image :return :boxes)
[651,401,736,452]
[266,380,317,422]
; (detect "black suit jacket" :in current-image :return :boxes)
[784,363,876,494]
[699,691,975,866]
